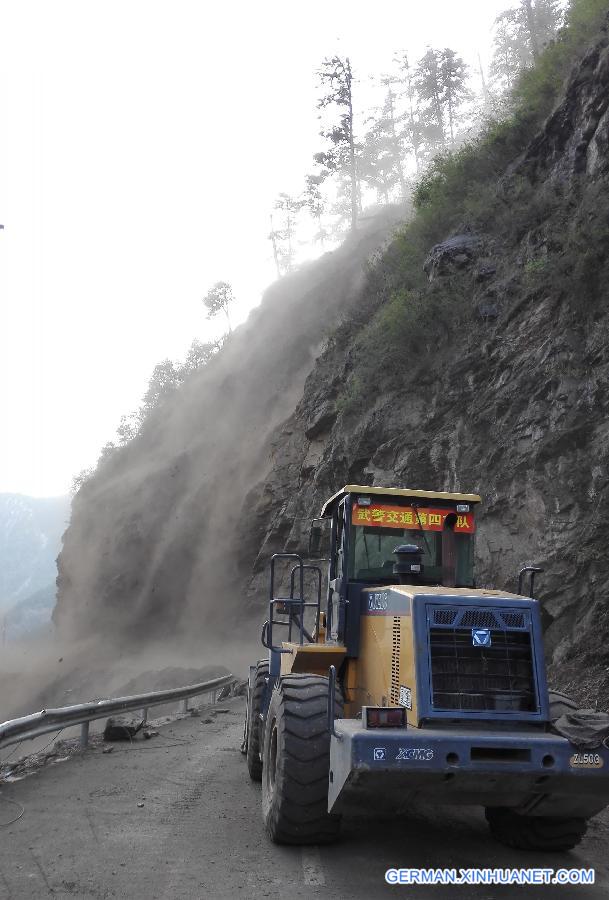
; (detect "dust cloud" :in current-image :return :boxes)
[0,630,258,721]
[1,206,405,719]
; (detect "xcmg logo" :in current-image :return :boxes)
[395,747,434,761]
[472,627,492,647]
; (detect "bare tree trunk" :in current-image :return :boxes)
[523,0,540,60]
[387,89,407,199]
[405,63,421,173]
[436,95,446,147]
[432,82,446,148]
[447,91,455,144]
[477,52,491,108]
[504,50,513,89]
[346,57,358,232]
[269,214,281,279]
[287,211,293,266]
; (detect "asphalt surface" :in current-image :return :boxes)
[1,695,608,899]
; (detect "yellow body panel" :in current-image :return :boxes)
[280,642,346,676]
[349,607,419,724]
[350,613,393,710]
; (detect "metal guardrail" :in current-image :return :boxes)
[0,672,235,753]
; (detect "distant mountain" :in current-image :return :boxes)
[0,494,70,615]
[2,582,56,641]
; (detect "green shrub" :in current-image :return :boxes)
[412,0,608,235]
[335,0,609,412]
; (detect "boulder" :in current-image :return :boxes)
[423,233,483,282]
[103,715,144,741]
[305,402,337,439]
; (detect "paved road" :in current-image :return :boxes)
[1,696,608,899]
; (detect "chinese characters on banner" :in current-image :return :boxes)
[351,504,475,533]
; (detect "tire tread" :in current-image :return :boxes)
[246,660,269,781]
[262,673,343,845]
[485,807,587,851]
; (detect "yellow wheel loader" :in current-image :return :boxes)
[242,485,609,848]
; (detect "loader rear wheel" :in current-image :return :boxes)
[245,660,269,781]
[548,690,579,720]
[485,807,587,851]
[261,673,343,845]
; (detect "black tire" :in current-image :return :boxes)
[261,673,343,845]
[548,689,579,720]
[245,660,269,781]
[485,807,587,851]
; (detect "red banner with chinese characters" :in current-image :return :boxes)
[351,503,475,533]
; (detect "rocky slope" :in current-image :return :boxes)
[241,22,609,705]
[56,14,609,705]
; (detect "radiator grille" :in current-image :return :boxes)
[434,609,457,625]
[433,608,528,631]
[459,609,498,628]
[390,617,400,705]
[500,611,525,628]
[428,611,537,713]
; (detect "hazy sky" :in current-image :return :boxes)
[0,0,510,496]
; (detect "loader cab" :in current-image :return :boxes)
[319,485,481,651]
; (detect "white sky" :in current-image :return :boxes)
[0,0,510,496]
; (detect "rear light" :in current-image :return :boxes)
[363,707,407,728]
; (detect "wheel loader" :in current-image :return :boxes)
[242,485,609,848]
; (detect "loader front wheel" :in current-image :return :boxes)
[245,659,269,781]
[485,807,587,851]
[262,674,343,844]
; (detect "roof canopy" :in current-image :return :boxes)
[320,484,482,518]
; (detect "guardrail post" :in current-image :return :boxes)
[80,721,89,749]
[142,708,148,724]
[182,698,189,714]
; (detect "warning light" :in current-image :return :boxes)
[363,707,407,729]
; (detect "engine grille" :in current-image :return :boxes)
[428,606,537,713]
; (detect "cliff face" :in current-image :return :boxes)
[242,26,609,705]
[57,22,609,703]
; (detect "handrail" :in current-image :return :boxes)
[268,553,304,649]
[0,672,235,753]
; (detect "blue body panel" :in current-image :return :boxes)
[328,720,609,817]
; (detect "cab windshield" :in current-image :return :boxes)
[348,524,474,587]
